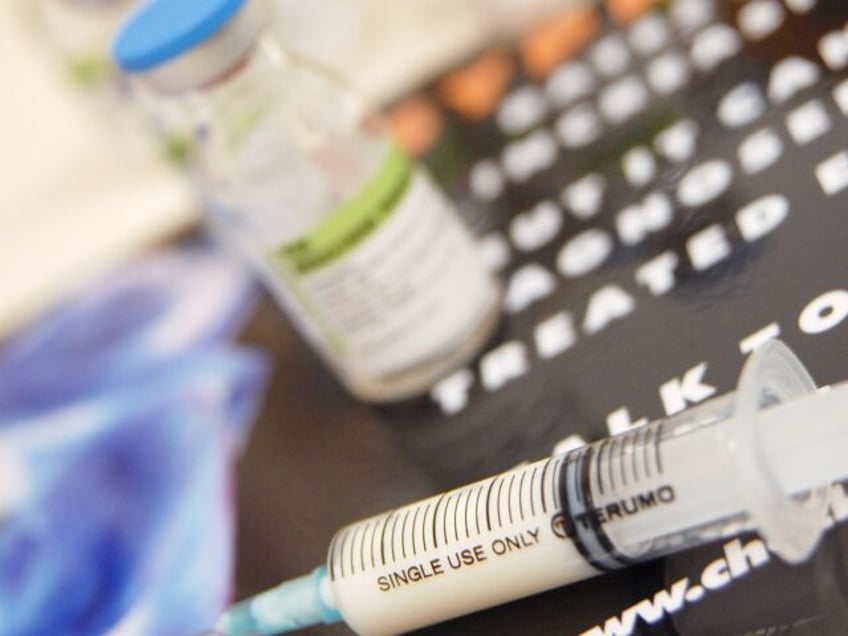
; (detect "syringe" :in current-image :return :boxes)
[216,342,848,636]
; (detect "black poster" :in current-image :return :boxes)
[237,1,848,634]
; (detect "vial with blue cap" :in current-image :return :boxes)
[113,0,502,402]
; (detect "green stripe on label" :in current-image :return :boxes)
[271,143,413,275]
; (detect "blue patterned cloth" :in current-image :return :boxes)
[0,246,270,636]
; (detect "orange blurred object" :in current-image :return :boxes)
[519,7,600,78]
[388,95,445,156]
[605,0,657,23]
[436,51,515,121]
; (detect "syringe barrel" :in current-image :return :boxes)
[326,454,598,636]
[326,411,748,635]
[325,342,838,635]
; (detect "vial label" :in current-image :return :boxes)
[268,144,496,379]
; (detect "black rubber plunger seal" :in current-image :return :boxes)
[557,444,638,572]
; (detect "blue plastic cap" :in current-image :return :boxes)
[113,0,248,72]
